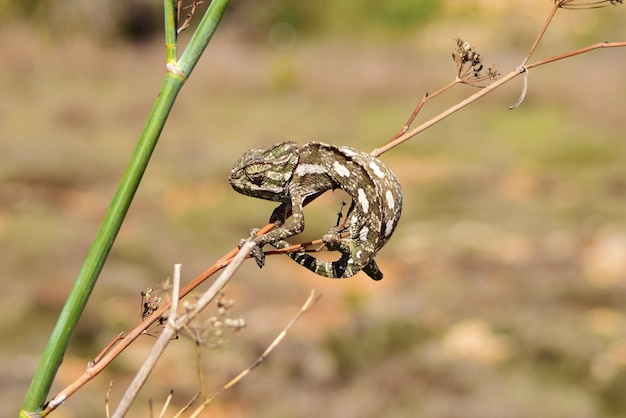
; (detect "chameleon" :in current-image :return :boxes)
[228,141,402,281]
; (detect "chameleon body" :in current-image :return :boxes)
[229,141,402,280]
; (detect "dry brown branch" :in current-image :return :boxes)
[176,0,206,34]
[110,264,183,417]
[373,41,625,158]
[41,237,265,416]
[525,41,626,69]
[521,1,560,66]
[91,333,124,367]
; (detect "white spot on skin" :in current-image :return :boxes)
[386,190,395,210]
[359,226,369,242]
[369,161,385,178]
[385,220,395,237]
[295,164,326,176]
[333,161,350,177]
[340,147,358,157]
[357,189,369,213]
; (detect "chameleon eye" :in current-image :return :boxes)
[246,170,266,186]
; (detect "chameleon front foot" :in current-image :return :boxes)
[240,229,266,268]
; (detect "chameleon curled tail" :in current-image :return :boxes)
[270,225,387,280]
[229,141,402,281]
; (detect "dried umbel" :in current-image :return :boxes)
[141,288,163,321]
[452,38,499,84]
[181,290,246,349]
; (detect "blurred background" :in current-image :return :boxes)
[2,1,626,417]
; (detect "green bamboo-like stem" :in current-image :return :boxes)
[20,1,231,415]
[164,0,178,65]
[20,75,183,416]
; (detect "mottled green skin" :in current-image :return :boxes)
[229,141,402,280]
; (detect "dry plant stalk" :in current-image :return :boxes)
[42,232,272,416]
[110,242,254,417]
[185,290,321,417]
[176,0,206,34]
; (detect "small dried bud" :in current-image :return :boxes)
[225,318,247,331]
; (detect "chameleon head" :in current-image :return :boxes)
[229,141,300,202]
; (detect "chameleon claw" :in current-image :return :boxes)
[239,228,265,268]
[240,239,266,268]
[239,234,266,269]
[250,245,266,268]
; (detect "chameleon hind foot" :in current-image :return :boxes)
[322,227,350,253]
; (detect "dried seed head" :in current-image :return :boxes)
[452,38,499,84]
[141,288,163,321]
[178,290,245,349]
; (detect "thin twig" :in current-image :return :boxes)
[195,341,206,397]
[521,2,560,66]
[168,264,182,329]
[384,80,460,145]
[188,290,321,417]
[91,333,124,366]
[372,40,625,158]
[172,392,201,418]
[110,242,254,418]
[104,380,113,418]
[177,1,207,34]
[525,41,626,69]
[263,238,325,255]
[158,390,174,418]
[385,92,430,144]
[372,68,525,158]
[110,264,183,418]
[41,228,272,416]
